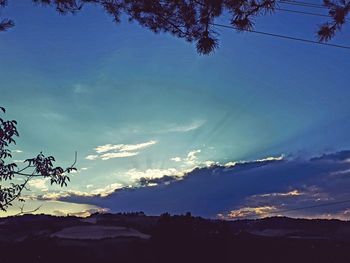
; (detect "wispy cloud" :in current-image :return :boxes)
[170,157,182,162]
[225,155,284,167]
[86,140,157,160]
[157,120,206,133]
[72,84,88,94]
[170,149,202,166]
[254,190,303,198]
[170,149,218,168]
[86,155,99,160]
[41,112,66,121]
[100,151,139,160]
[95,140,157,153]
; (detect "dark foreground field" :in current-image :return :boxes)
[1,213,350,263]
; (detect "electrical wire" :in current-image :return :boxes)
[212,23,350,50]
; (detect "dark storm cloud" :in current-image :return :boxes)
[59,151,350,219]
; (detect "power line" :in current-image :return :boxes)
[239,198,350,219]
[277,0,328,9]
[276,7,330,17]
[212,23,350,50]
[276,0,328,9]
[268,198,350,216]
[280,0,325,7]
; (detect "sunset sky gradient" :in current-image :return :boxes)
[1,1,350,218]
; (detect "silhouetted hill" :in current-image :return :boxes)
[0,213,350,263]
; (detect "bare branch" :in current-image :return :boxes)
[14,203,42,216]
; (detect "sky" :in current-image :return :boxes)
[1,1,350,218]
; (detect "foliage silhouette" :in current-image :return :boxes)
[0,106,76,212]
[0,0,348,54]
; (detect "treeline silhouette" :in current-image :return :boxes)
[1,212,350,263]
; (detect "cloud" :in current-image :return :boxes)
[28,178,49,191]
[116,120,205,135]
[40,168,183,201]
[41,112,66,121]
[171,149,202,166]
[225,155,284,167]
[311,150,350,162]
[100,151,139,160]
[36,182,124,201]
[171,149,215,167]
[186,150,201,165]
[157,120,206,133]
[203,160,217,167]
[253,189,303,198]
[89,183,124,197]
[138,175,182,187]
[86,140,157,161]
[256,155,285,162]
[60,150,350,219]
[170,157,182,162]
[95,140,157,153]
[86,155,99,160]
[72,84,88,94]
[222,206,278,219]
[125,168,179,181]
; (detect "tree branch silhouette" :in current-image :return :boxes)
[0,0,347,54]
[14,203,43,216]
[317,0,350,41]
[0,106,76,212]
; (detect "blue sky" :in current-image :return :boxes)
[1,1,350,217]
